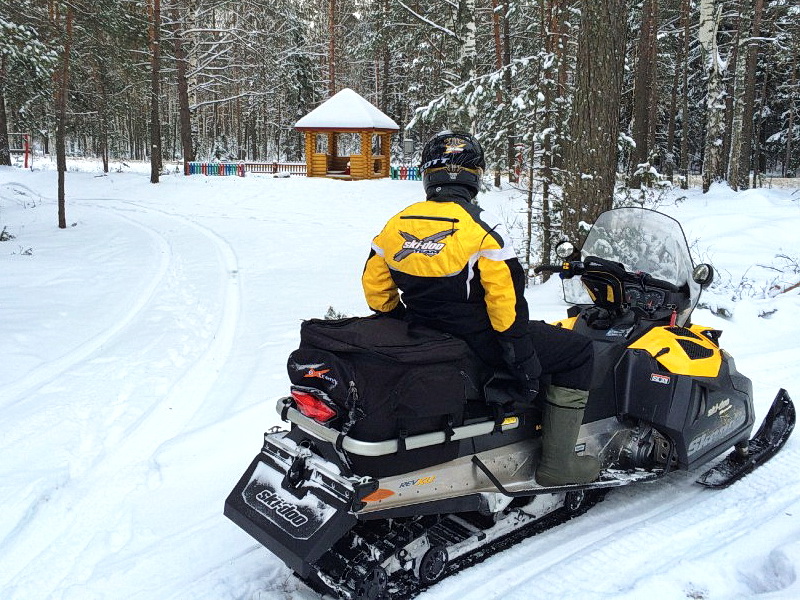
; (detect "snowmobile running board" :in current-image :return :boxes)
[471,456,666,497]
[697,388,795,488]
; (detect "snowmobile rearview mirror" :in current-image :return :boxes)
[692,263,714,287]
[555,240,576,260]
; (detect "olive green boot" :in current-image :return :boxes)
[535,386,601,486]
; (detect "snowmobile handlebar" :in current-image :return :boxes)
[533,261,583,277]
[534,258,682,293]
[637,273,682,293]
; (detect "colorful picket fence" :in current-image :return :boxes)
[186,162,246,177]
[390,166,422,181]
[186,161,418,180]
[244,162,307,175]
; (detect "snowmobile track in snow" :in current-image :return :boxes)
[0,199,245,596]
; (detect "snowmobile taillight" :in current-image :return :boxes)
[290,390,337,423]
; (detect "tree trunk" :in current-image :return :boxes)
[91,58,110,173]
[328,0,336,96]
[379,0,390,112]
[526,139,535,273]
[785,51,797,177]
[665,58,679,182]
[680,0,690,189]
[752,65,769,186]
[0,56,10,167]
[100,102,109,173]
[734,0,764,190]
[722,0,752,191]
[172,4,195,170]
[699,0,726,193]
[55,5,74,229]
[149,0,163,183]
[629,0,658,188]
[562,0,628,245]
[540,0,567,263]
[455,0,477,131]
[491,0,503,186]
[503,0,516,183]
[562,0,628,246]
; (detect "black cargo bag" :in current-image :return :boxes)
[287,315,483,476]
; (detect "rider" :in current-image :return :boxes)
[361,130,600,486]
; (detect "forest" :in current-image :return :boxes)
[0,0,798,248]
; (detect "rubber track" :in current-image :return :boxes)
[383,491,607,600]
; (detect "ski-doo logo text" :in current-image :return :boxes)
[707,398,731,417]
[255,489,309,527]
[393,230,456,262]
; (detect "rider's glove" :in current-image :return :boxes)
[514,354,541,400]
[499,337,542,402]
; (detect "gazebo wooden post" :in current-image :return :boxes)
[303,132,316,177]
[328,132,336,157]
[379,132,391,178]
[356,131,371,179]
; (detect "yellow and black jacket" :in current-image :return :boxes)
[362,196,530,367]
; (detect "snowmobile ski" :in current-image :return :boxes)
[697,389,795,489]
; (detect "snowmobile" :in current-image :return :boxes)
[225,207,795,600]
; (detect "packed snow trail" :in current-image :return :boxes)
[1,166,799,600]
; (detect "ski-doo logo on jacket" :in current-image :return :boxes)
[393,229,456,261]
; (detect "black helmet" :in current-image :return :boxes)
[420,130,486,196]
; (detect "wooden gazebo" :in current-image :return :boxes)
[295,88,399,180]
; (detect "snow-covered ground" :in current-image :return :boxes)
[1,160,799,600]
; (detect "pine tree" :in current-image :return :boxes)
[0,10,57,166]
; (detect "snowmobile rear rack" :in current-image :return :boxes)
[277,397,521,457]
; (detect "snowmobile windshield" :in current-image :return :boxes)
[563,207,701,321]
